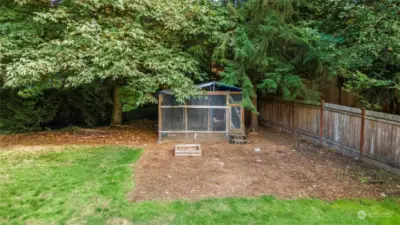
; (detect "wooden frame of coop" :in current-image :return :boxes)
[158,89,245,142]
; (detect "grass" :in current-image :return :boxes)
[0,146,399,225]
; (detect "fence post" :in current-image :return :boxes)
[226,92,230,134]
[185,104,188,140]
[158,94,163,143]
[291,101,295,133]
[271,99,274,125]
[360,108,366,155]
[320,100,324,145]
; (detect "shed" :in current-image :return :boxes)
[158,82,244,142]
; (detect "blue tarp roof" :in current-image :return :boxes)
[160,81,241,95]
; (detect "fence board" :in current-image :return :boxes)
[259,99,400,169]
[364,116,400,166]
[394,126,400,166]
[292,104,320,136]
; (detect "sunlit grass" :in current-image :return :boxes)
[0,146,399,224]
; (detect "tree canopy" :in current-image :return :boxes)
[1,0,399,131]
[213,0,334,106]
[304,0,400,113]
[2,0,233,105]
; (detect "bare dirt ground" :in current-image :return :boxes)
[131,129,400,201]
[0,120,157,150]
[1,120,399,201]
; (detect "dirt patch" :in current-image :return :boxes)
[0,120,157,150]
[131,128,400,201]
[1,121,399,201]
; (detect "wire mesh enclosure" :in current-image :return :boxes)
[158,91,244,142]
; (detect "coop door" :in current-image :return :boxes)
[230,106,242,130]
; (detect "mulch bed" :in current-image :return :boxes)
[130,129,400,201]
[0,120,157,148]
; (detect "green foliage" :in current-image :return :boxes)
[258,68,320,101]
[343,72,399,111]
[0,84,112,132]
[1,0,234,109]
[213,0,400,114]
[54,84,113,127]
[302,0,400,113]
[1,146,400,224]
[213,0,332,108]
[2,0,399,121]
[0,89,59,132]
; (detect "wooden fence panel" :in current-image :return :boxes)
[293,103,320,137]
[260,101,292,128]
[323,104,362,152]
[259,101,273,124]
[364,110,400,166]
[259,100,400,169]
[276,101,291,128]
[394,126,400,166]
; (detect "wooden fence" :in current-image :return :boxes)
[259,99,400,172]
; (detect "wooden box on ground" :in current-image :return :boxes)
[229,130,248,144]
[174,144,202,157]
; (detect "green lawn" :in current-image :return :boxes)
[0,146,399,225]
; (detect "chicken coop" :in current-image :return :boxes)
[158,82,244,142]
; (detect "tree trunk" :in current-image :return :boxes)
[250,84,258,132]
[111,81,123,125]
[392,89,400,114]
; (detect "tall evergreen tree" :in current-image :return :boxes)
[213,0,334,130]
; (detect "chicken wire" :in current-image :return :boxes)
[159,93,243,142]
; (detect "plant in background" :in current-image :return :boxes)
[212,0,335,129]
[2,0,399,133]
[1,0,233,125]
[0,84,112,132]
[302,0,400,113]
[0,89,59,132]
